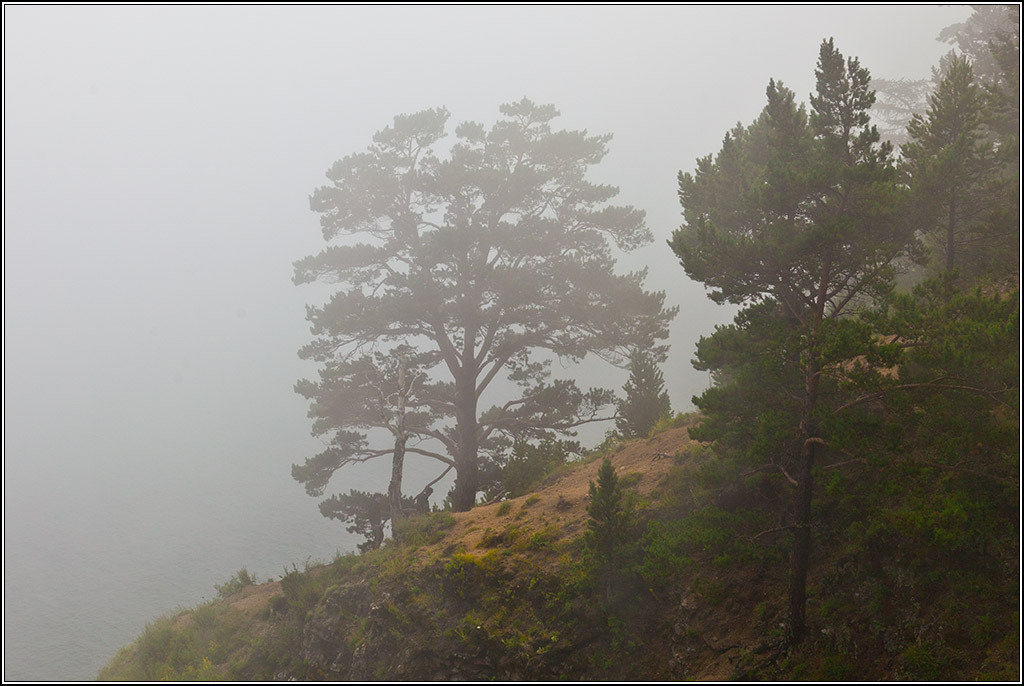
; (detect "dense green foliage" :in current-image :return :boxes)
[671,26,1018,645]
[479,438,580,501]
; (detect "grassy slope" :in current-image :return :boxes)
[99,418,1020,681]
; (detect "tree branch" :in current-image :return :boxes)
[834,380,1011,413]
[405,426,457,453]
[819,458,867,470]
[751,525,795,542]
[415,465,453,500]
[405,447,455,467]
[908,460,1016,486]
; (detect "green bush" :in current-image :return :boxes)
[215,568,257,599]
[640,521,696,588]
[393,512,456,548]
[480,438,580,501]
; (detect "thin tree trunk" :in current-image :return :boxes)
[788,367,820,644]
[787,435,816,643]
[947,190,957,272]
[389,359,408,526]
[389,436,407,525]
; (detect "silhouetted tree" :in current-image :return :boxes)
[937,4,1020,86]
[296,100,675,512]
[292,345,447,526]
[318,489,416,553]
[871,77,931,147]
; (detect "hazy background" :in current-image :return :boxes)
[3,5,971,680]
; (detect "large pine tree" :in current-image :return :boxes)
[296,100,674,512]
[671,39,917,642]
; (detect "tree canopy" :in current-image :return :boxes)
[295,99,674,513]
[673,28,1019,645]
[672,38,920,643]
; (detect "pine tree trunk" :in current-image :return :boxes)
[389,436,407,525]
[451,373,478,512]
[787,436,816,643]
[788,367,820,644]
[389,359,409,526]
[947,191,957,272]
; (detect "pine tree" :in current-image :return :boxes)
[291,345,447,528]
[672,39,917,643]
[615,348,671,439]
[296,100,675,512]
[317,490,415,553]
[902,54,1001,277]
[587,458,634,604]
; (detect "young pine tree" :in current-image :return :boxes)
[587,458,635,605]
[615,348,671,439]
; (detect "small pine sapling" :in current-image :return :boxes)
[615,348,671,439]
[587,458,637,604]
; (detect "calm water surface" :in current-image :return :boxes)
[3,444,370,681]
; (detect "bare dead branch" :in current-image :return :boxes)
[751,525,796,542]
[820,458,867,471]
[779,465,799,487]
[415,465,454,500]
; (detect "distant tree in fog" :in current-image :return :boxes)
[294,99,675,513]
[901,54,1008,279]
[870,77,931,147]
[615,347,671,439]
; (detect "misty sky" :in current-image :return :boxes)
[5,5,971,544]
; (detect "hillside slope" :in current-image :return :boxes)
[99,421,1019,681]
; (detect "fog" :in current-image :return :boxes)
[3,5,971,680]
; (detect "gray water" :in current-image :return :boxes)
[2,445,361,681]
